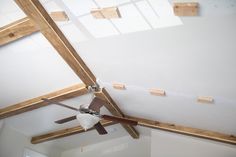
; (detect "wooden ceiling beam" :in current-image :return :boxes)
[31,120,115,144]
[15,0,139,139]
[31,115,236,145]
[95,88,139,139]
[0,17,39,46]
[127,116,236,145]
[0,84,88,119]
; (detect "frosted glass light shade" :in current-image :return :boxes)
[76,113,100,130]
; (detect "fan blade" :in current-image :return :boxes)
[94,122,108,135]
[88,97,106,112]
[42,98,79,111]
[55,115,77,124]
[101,115,138,126]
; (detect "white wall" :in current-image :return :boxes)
[0,125,62,157]
[60,129,236,157]
[151,130,236,157]
[0,120,3,132]
[24,149,48,157]
[61,136,151,157]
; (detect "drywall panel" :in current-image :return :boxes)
[151,130,236,157]
[0,125,62,157]
[61,136,151,157]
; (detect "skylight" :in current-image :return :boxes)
[43,0,183,40]
[95,0,131,8]
[79,15,119,38]
[111,4,151,33]
[61,0,97,16]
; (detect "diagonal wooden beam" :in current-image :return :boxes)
[31,120,115,144]
[95,88,139,138]
[0,17,39,46]
[0,84,88,119]
[15,0,139,139]
[31,115,236,145]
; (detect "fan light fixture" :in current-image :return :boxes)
[76,113,100,130]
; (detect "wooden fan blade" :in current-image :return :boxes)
[101,115,138,126]
[94,122,108,135]
[42,98,79,111]
[55,115,77,124]
[88,97,106,112]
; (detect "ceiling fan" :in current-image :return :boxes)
[42,97,137,135]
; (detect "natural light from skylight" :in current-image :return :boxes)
[59,0,182,39]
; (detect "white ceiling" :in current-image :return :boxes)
[0,0,236,150]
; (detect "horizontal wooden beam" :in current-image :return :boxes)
[31,120,115,144]
[0,84,88,119]
[95,88,139,139]
[15,0,96,86]
[31,115,236,145]
[0,17,39,46]
[127,116,236,145]
[15,0,139,139]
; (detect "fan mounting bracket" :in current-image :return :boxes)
[88,83,100,92]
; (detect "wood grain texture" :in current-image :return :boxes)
[31,120,115,144]
[15,0,96,86]
[0,84,88,119]
[149,88,165,96]
[15,0,139,138]
[31,115,236,145]
[197,96,214,104]
[50,11,69,21]
[0,17,38,46]
[95,88,139,139]
[112,83,126,90]
[126,116,236,145]
[173,2,199,16]
[91,7,121,19]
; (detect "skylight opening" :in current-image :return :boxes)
[95,0,131,8]
[135,0,160,28]
[61,0,97,16]
[111,4,151,33]
[41,0,183,40]
[79,15,119,38]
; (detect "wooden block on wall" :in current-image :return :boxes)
[197,96,214,104]
[173,2,199,16]
[91,7,121,19]
[113,83,126,90]
[50,11,69,21]
[149,89,165,96]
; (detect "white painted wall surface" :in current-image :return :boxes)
[61,136,151,157]
[151,130,236,157]
[23,148,48,157]
[0,125,62,157]
[0,120,3,132]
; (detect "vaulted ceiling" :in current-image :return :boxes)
[0,0,236,150]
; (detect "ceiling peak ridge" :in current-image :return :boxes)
[99,80,236,106]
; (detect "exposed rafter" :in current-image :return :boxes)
[31,116,236,145]
[127,116,236,145]
[15,0,139,138]
[0,84,88,119]
[0,17,38,46]
[31,120,115,144]
[0,0,232,147]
